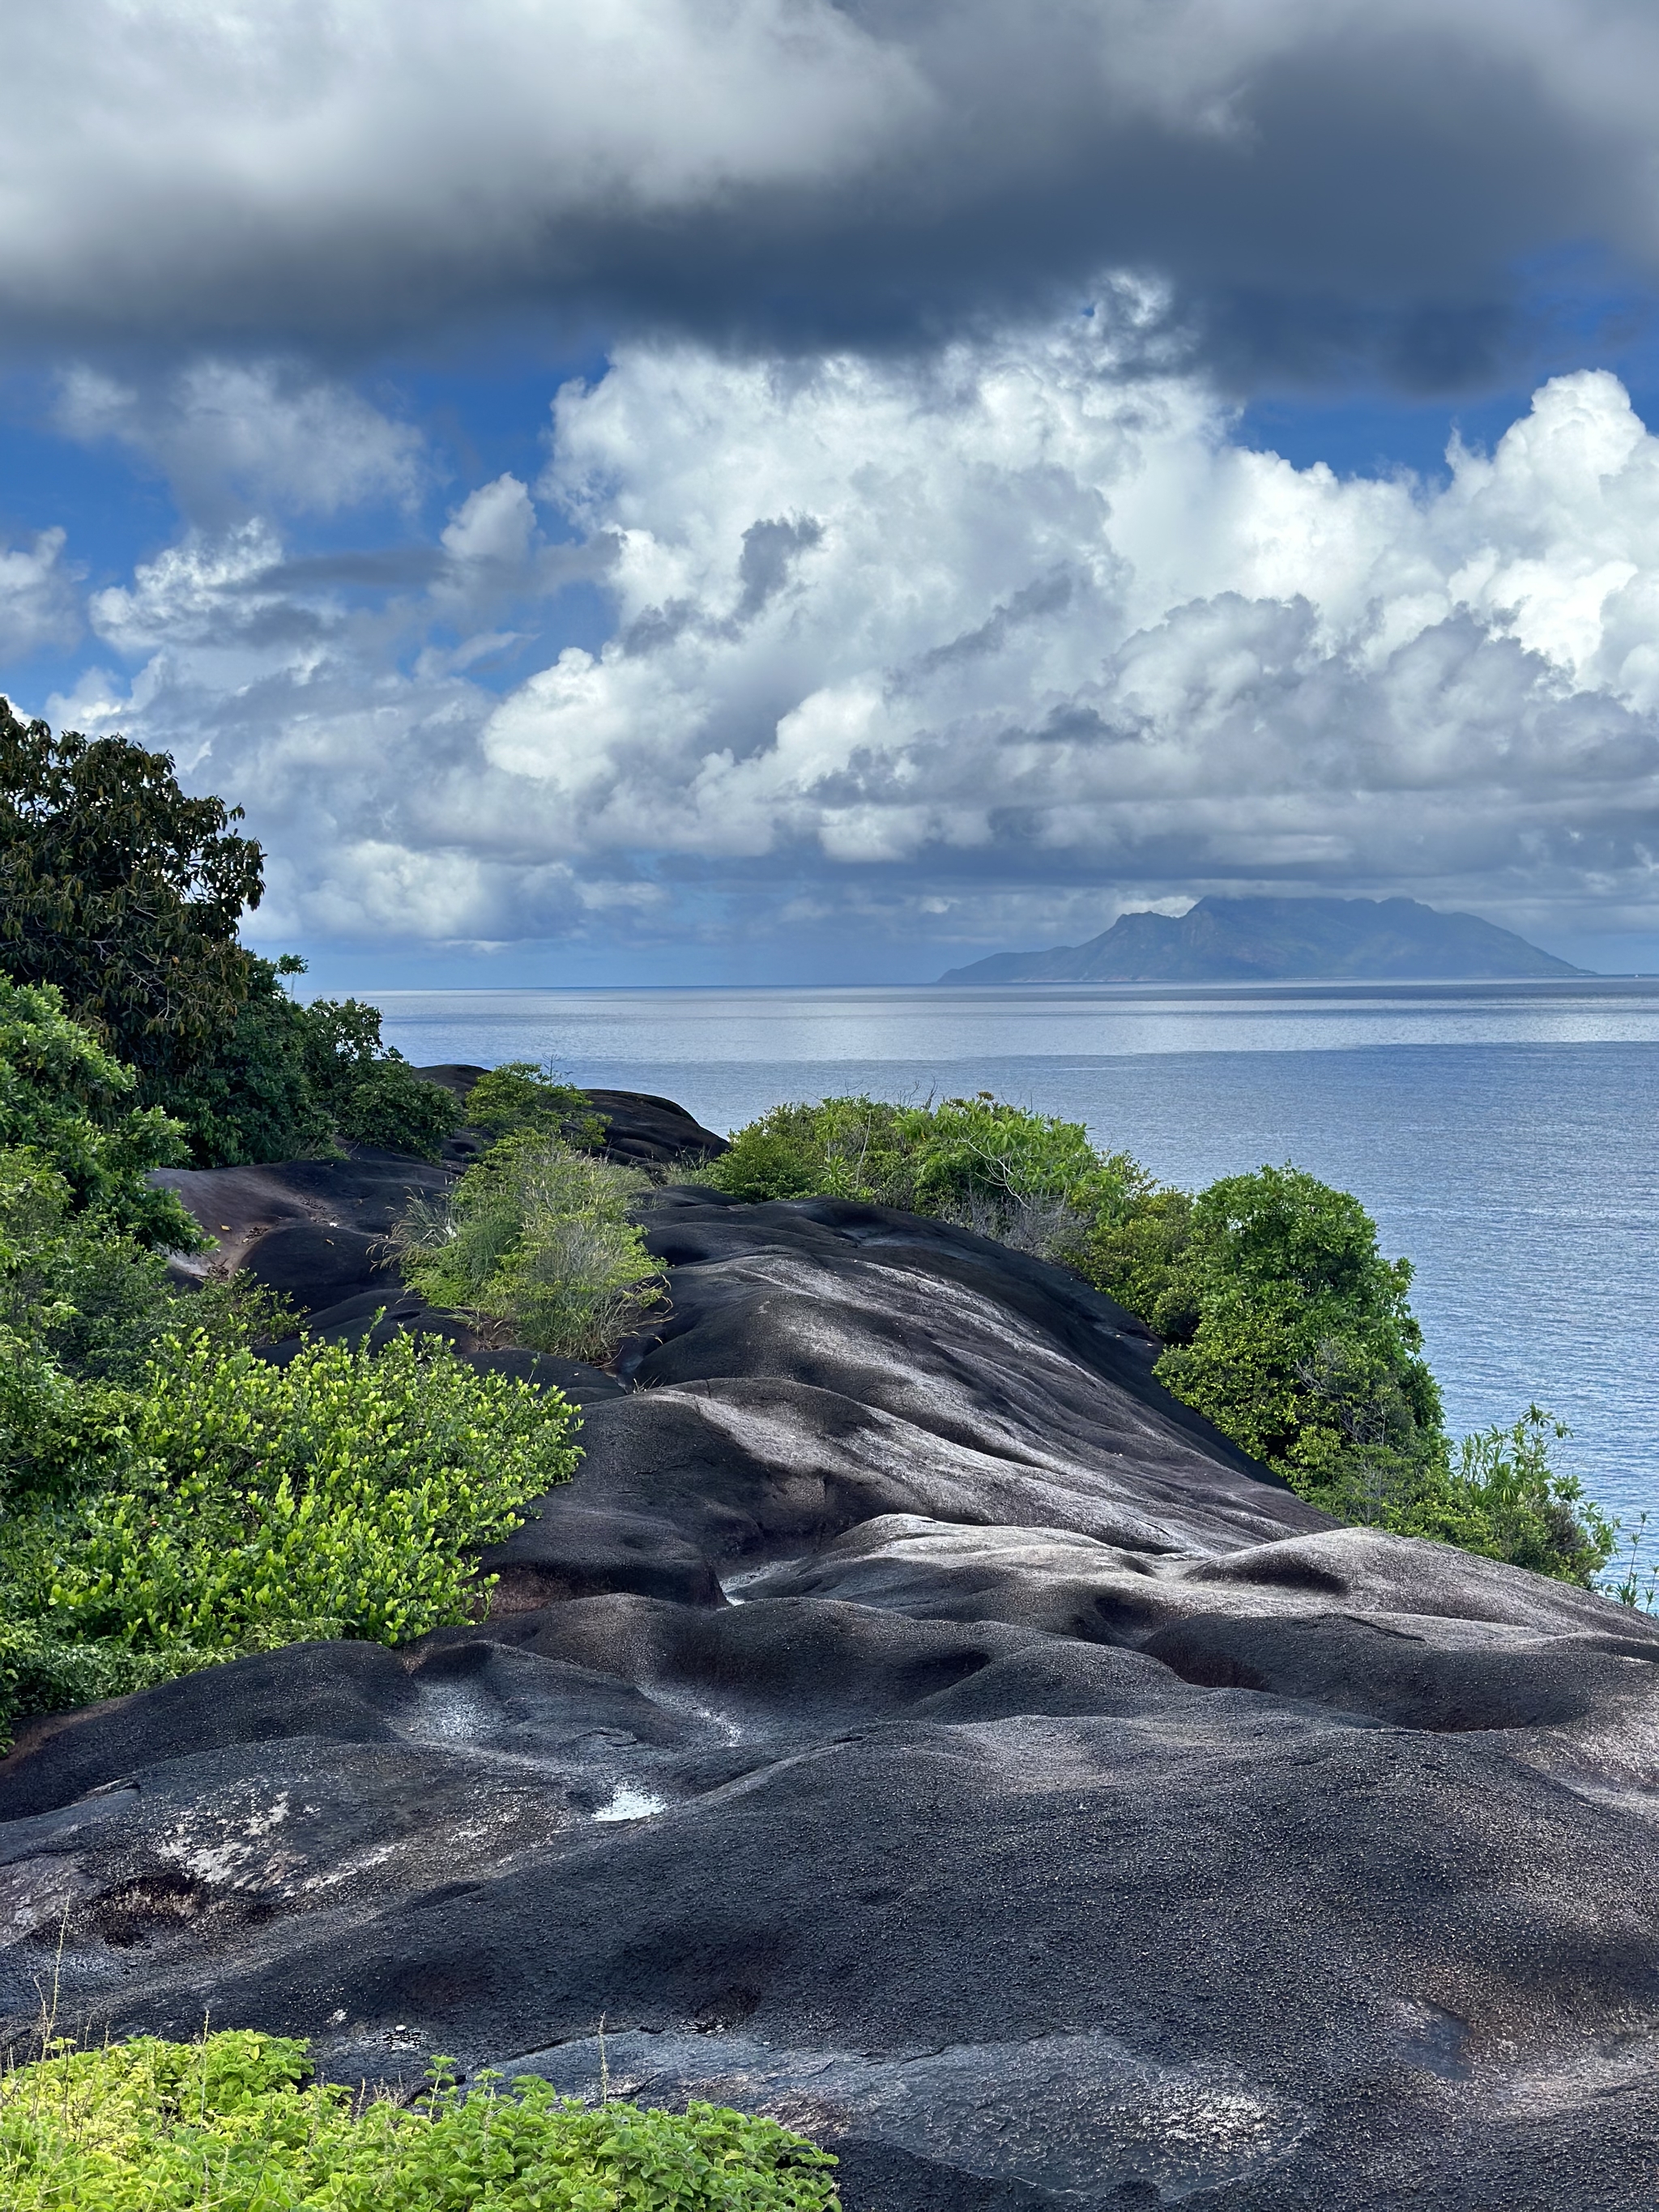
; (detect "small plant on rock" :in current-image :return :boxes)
[463,1060,609,1149]
[395,1131,665,1362]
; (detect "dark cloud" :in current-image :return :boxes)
[5,3,1659,386]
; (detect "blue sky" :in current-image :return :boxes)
[8,2,1659,985]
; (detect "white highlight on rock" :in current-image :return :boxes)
[592,1784,668,1822]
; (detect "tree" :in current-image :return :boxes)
[1145,1165,1443,1486]
[0,701,263,1097]
[0,706,456,1165]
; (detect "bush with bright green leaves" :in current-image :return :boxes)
[0,974,201,1251]
[463,1060,609,1149]
[707,1092,1140,1253]
[397,1132,663,1362]
[0,1332,576,1740]
[1102,1165,1444,1487]
[0,2031,841,2212]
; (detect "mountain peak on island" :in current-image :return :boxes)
[938,895,1592,984]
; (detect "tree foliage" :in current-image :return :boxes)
[0,702,262,1093]
[1120,1165,1443,1485]
[0,708,456,1166]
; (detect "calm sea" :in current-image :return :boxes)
[368,980,1659,1535]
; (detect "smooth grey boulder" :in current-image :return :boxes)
[6,1169,1659,2209]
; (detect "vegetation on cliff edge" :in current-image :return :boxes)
[707,1093,1614,1585]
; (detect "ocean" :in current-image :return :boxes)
[368,979,1659,1537]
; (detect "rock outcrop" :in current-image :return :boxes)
[4,1113,1658,2208]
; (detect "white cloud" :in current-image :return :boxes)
[477,331,1659,939]
[441,475,535,570]
[57,360,425,521]
[0,526,80,658]
[40,315,1659,958]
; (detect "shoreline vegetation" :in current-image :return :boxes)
[0,704,1644,2201]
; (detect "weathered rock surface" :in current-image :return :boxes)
[6,1137,1659,2208]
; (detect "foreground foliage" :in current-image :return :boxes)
[0,2032,841,2211]
[0,709,456,1166]
[397,1131,664,1362]
[0,1331,577,1741]
[711,1093,1617,1586]
[49,1332,576,1644]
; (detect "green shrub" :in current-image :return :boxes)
[0,976,200,1250]
[298,994,459,1159]
[396,1132,665,1362]
[1139,1165,1443,1485]
[1607,1513,1659,1611]
[0,2032,841,2211]
[30,1331,577,1655]
[1078,1166,1614,1584]
[0,1149,187,1392]
[708,1092,1139,1254]
[333,1059,459,1157]
[155,963,460,1166]
[1310,1404,1615,1583]
[159,954,337,1166]
[463,1061,608,1149]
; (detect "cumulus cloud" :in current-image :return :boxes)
[36,317,1659,962]
[466,336,1659,948]
[0,526,81,659]
[56,360,426,522]
[3,2,1659,375]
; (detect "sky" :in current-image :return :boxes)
[7,5,1659,983]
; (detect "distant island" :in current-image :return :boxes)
[938,894,1593,983]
